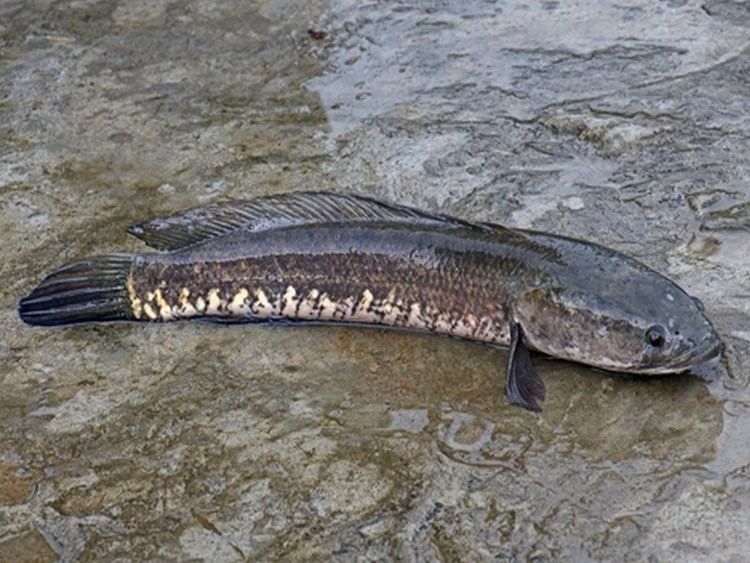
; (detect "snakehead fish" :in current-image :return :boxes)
[18,192,720,411]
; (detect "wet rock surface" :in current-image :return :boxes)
[1,0,748,560]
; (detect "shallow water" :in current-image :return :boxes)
[1,0,749,560]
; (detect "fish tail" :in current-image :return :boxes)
[19,254,135,326]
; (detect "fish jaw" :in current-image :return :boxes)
[566,327,722,376]
[627,332,722,375]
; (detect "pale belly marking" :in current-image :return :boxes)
[130,282,508,344]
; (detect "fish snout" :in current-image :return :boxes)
[677,329,721,369]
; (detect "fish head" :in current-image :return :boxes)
[514,283,721,374]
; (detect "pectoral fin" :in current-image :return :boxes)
[506,322,546,411]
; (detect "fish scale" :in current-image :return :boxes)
[126,226,513,345]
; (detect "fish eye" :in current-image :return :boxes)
[645,325,667,348]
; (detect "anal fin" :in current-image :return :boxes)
[506,322,546,411]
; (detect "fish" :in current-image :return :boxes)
[18,191,721,411]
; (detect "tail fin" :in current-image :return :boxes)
[19,255,135,326]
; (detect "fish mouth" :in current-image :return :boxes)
[636,333,722,375]
[679,333,722,368]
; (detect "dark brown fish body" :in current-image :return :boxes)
[19,192,721,411]
[127,222,550,345]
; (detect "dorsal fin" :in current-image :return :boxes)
[128,191,497,251]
